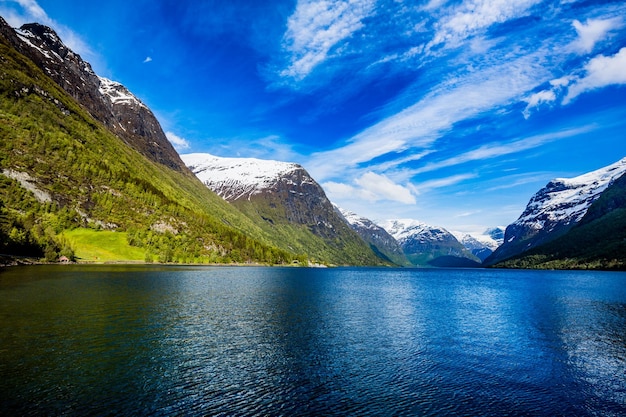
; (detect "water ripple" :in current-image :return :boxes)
[1,266,626,416]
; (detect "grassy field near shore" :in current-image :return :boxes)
[63,229,145,263]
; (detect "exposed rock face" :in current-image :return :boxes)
[382,219,480,267]
[0,18,187,172]
[183,153,339,234]
[335,206,409,266]
[485,157,626,265]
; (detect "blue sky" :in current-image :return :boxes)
[2,0,625,234]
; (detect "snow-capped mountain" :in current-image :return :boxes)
[451,227,505,262]
[182,153,311,201]
[485,227,505,243]
[182,153,383,265]
[2,20,185,171]
[486,157,626,265]
[381,219,480,267]
[334,206,408,266]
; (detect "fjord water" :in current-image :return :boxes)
[1,266,625,416]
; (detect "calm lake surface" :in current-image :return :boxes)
[0,265,625,416]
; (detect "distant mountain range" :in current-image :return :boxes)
[182,153,491,267]
[334,207,409,266]
[1,17,624,270]
[451,228,505,262]
[379,219,481,267]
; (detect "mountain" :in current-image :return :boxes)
[485,157,626,266]
[497,170,626,269]
[381,219,481,267]
[182,153,385,265]
[0,17,301,265]
[0,20,186,172]
[452,227,504,262]
[334,206,409,266]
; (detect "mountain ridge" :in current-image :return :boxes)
[495,170,626,269]
[183,153,385,265]
[335,206,409,266]
[2,18,187,173]
[0,16,304,265]
[486,157,626,265]
[381,219,481,267]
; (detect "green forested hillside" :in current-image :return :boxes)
[232,198,386,266]
[495,173,626,270]
[0,36,300,264]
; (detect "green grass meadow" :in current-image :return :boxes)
[63,229,145,262]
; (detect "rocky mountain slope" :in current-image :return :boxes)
[381,219,481,267]
[182,153,385,265]
[485,157,626,266]
[0,17,307,264]
[0,19,186,172]
[334,206,409,266]
[497,170,626,269]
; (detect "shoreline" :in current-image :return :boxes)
[0,255,328,269]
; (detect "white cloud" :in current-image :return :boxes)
[165,131,190,151]
[423,0,448,11]
[143,56,153,63]
[306,52,550,181]
[550,76,573,87]
[564,47,626,104]
[412,125,597,175]
[431,0,542,47]
[323,172,416,205]
[279,0,376,81]
[355,172,416,204]
[415,173,477,192]
[12,0,46,21]
[571,17,623,54]
[522,89,556,119]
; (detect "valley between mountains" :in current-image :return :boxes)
[1,18,625,269]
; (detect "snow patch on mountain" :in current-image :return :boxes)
[336,206,378,231]
[513,157,626,233]
[381,219,449,243]
[451,228,504,252]
[182,153,310,201]
[98,77,147,108]
[15,28,55,60]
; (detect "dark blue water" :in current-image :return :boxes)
[0,266,625,416]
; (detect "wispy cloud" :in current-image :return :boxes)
[165,131,190,151]
[411,125,597,175]
[523,90,557,119]
[306,52,551,181]
[486,171,554,192]
[570,17,623,54]
[278,0,376,81]
[143,56,153,63]
[414,173,477,193]
[564,47,626,104]
[431,0,542,47]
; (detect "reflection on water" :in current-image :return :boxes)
[0,265,625,416]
